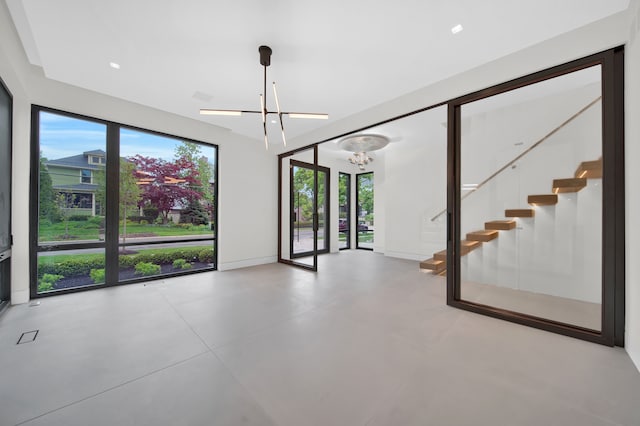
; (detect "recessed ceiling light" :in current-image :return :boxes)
[271,119,277,124]
[451,24,463,34]
[109,62,121,69]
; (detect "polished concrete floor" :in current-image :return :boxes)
[0,251,639,426]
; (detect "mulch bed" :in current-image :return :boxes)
[53,262,213,289]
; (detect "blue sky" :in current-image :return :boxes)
[40,111,216,163]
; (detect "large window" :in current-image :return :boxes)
[31,107,218,296]
[356,172,373,250]
[338,172,351,250]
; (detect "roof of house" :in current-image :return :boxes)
[46,150,106,170]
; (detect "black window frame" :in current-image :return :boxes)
[446,47,625,347]
[29,105,219,298]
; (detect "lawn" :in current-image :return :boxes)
[38,220,213,242]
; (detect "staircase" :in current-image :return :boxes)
[420,158,602,274]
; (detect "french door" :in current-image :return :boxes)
[278,146,319,270]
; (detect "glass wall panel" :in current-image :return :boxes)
[459,65,602,330]
[356,172,374,250]
[118,128,216,281]
[37,112,107,246]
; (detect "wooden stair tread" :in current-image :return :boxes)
[552,178,587,193]
[461,239,482,254]
[574,158,602,179]
[434,250,447,261]
[485,220,516,230]
[419,258,445,271]
[466,229,499,242]
[505,209,535,218]
[528,194,558,206]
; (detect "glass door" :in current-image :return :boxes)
[290,160,329,258]
[0,78,11,312]
[279,146,318,270]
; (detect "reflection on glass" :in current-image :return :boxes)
[339,173,350,249]
[357,172,374,249]
[38,112,106,245]
[459,65,602,330]
[37,249,106,294]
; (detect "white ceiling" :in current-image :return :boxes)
[6,0,629,147]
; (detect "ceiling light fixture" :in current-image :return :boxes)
[200,45,329,149]
[339,134,390,170]
[109,62,120,69]
[451,24,463,34]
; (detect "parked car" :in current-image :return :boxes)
[338,218,348,232]
[358,221,369,231]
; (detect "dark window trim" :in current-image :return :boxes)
[355,171,374,251]
[30,105,219,299]
[447,46,625,347]
[339,172,351,250]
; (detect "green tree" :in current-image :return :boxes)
[38,153,60,222]
[338,174,348,219]
[94,159,141,247]
[292,166,326,222]
[357,173,374,224]
[119,159,141,249]
[175,142,214,221]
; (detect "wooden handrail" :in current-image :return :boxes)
[430,96,602,222]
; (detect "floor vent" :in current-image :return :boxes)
[17,330,39,345]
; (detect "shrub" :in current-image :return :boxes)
[38,258,105,278]
[68,215,89,221]
[89,268,105,284]
[134,262,161,276]
[38,273,63,292]
[127,215,154,223]
[198,248,214,263]
[39,218,52,227]
[172,258,187,268]
[87,216,105,226]
[143,207,159,220]
[140,219,149,225]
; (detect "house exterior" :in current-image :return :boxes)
[45,149,105,216]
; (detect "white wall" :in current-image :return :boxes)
[625,0,640,371]
[0,1,277,303]
[382,107,448,261]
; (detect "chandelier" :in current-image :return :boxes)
[339,134,389,170]
[348,152,374,170]
[200,46,328,149]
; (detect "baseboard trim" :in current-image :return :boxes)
[218,256,277,271]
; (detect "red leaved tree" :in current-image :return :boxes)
[130,155,201,224]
